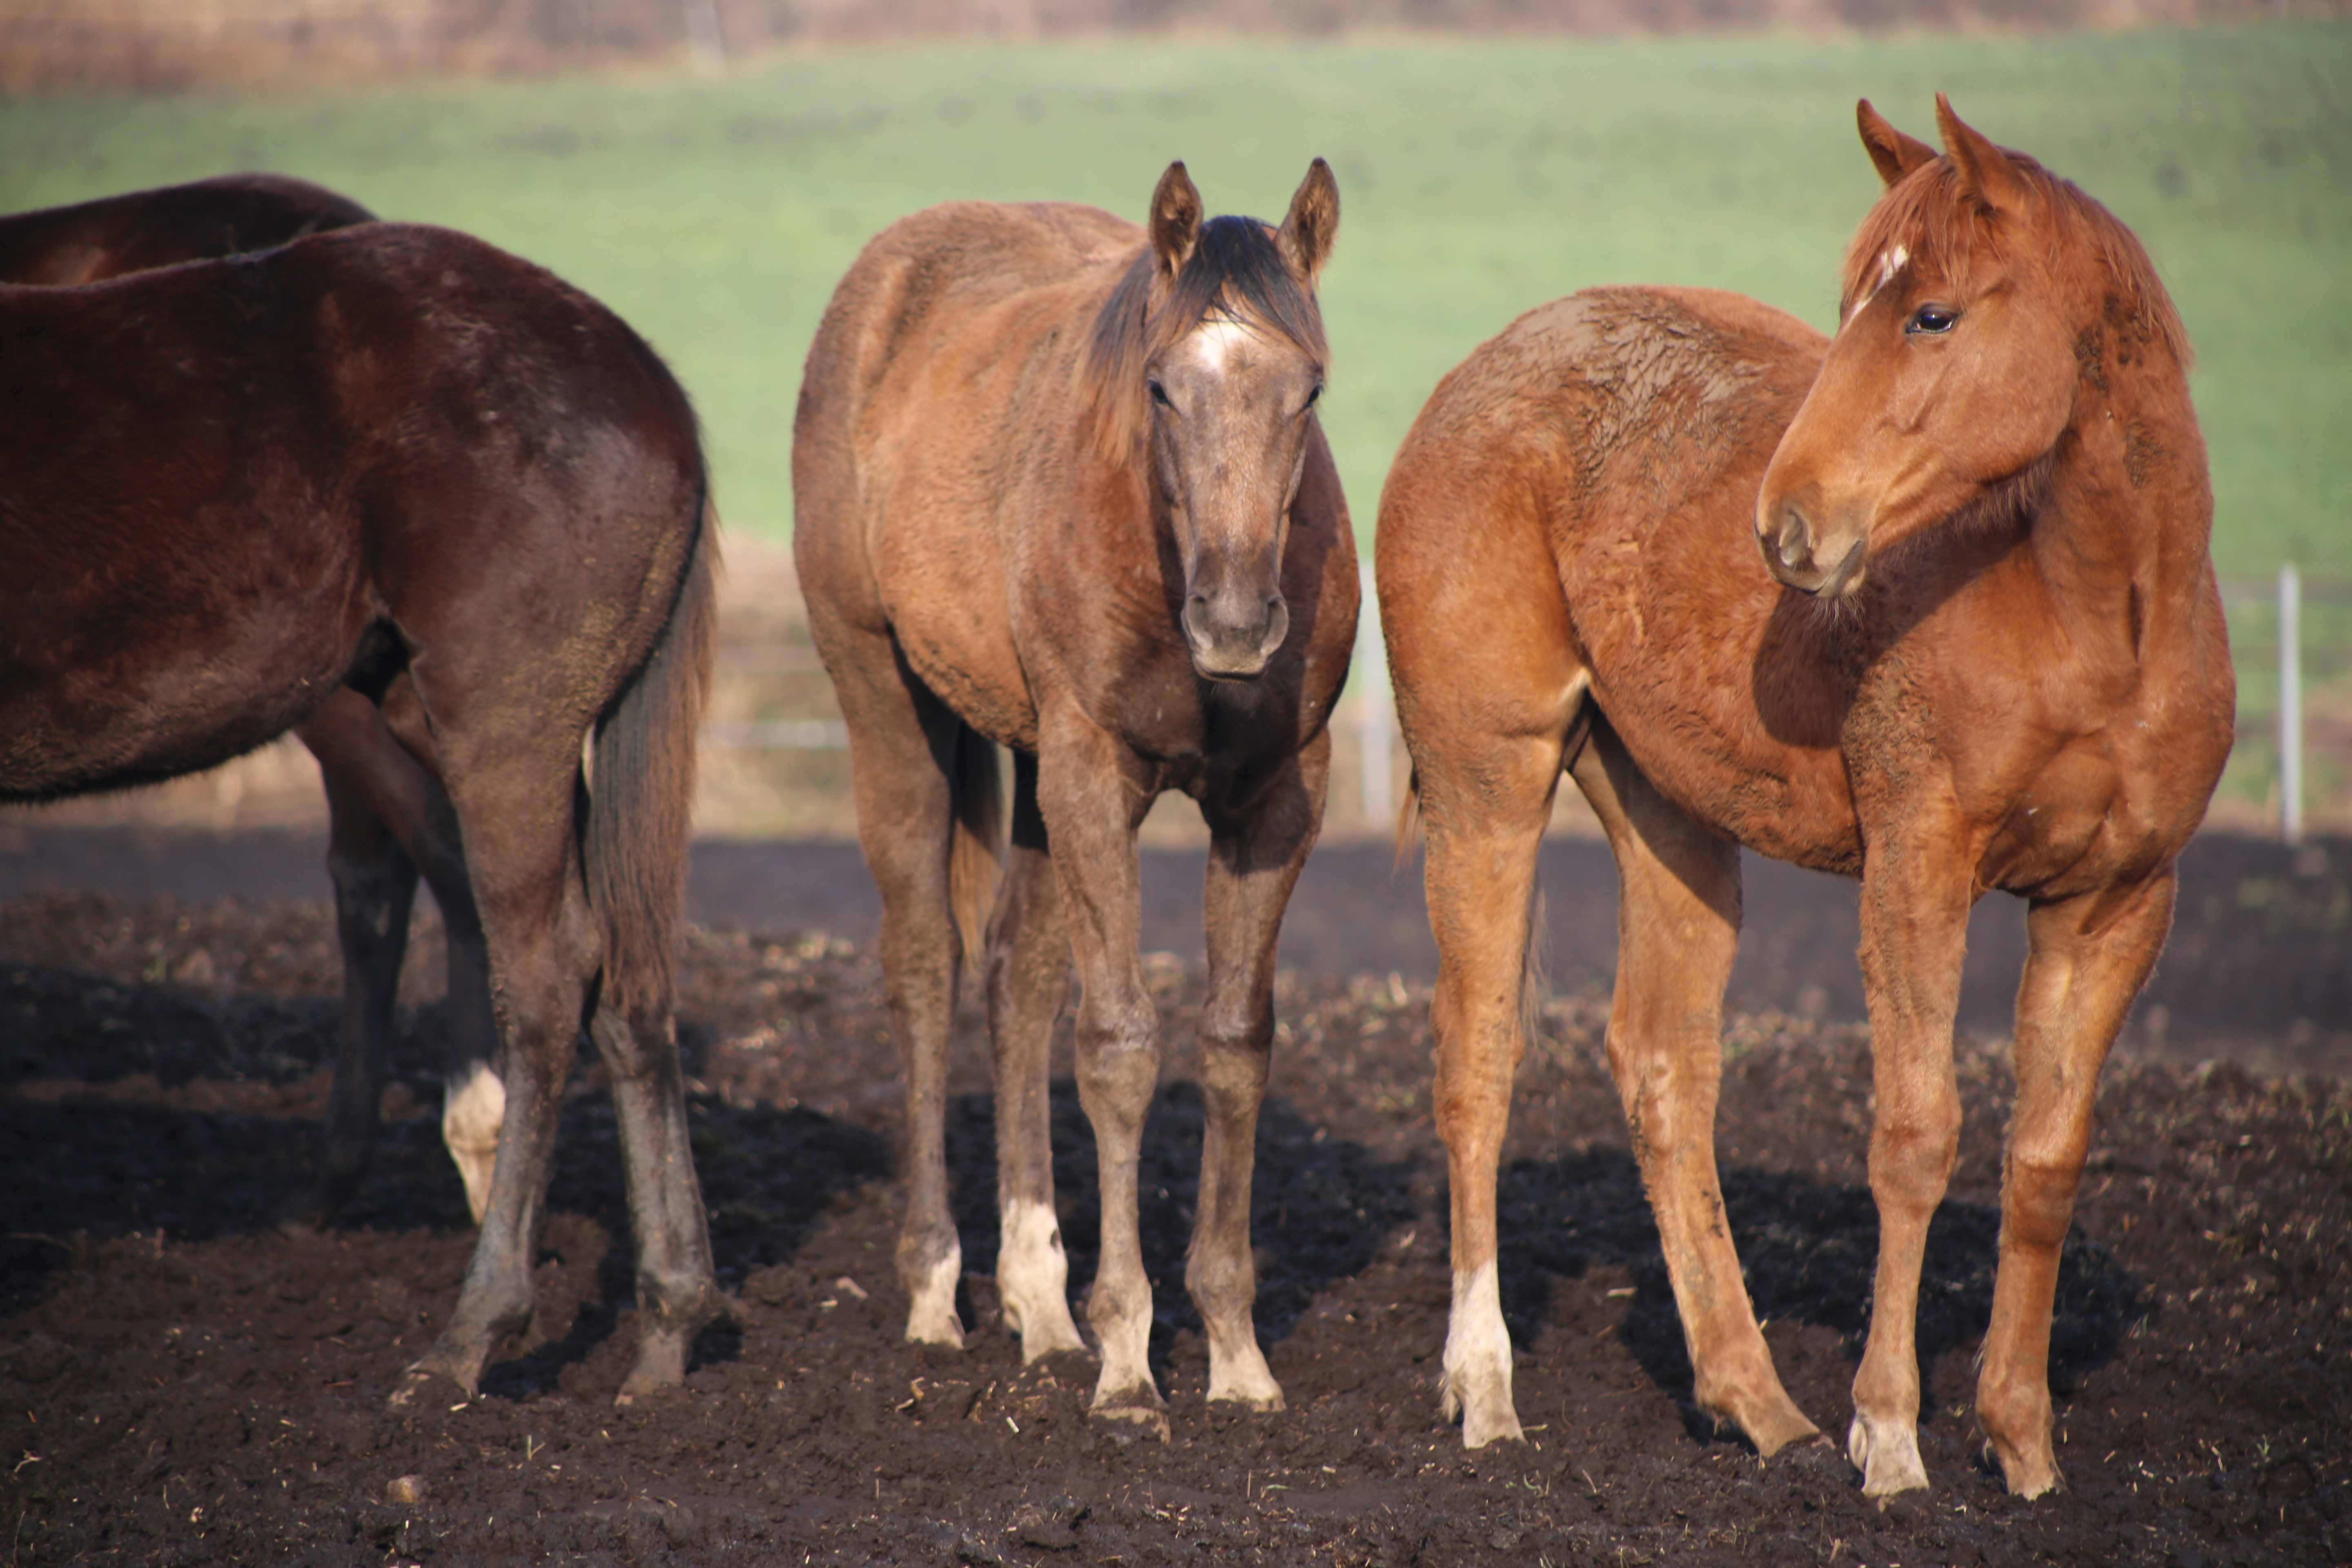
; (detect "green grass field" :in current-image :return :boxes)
[3,24,2344,573]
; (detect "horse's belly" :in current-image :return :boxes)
[0,628,349,802]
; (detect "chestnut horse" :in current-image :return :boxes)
[0,221,726,1406]
[795,161,1356,1435]
[0,173,505,1230]
[1377,97,2231,1496]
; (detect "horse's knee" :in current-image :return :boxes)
[2001,1145,2089,1253]
[1870,1098,1962,1208]
[1075,996,1159,1120]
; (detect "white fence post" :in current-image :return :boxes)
[1357,560,1393,831]
[2280,562,2302,845]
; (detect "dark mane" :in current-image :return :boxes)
[1082,213,1329,461]
[1840,150,2190,372]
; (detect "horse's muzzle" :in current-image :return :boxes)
[1183,592,1289,682]
[1758,499,1866,599]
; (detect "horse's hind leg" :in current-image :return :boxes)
[392,745,597,1404]
[1976,872,2174,1497]
[826,630,970,1348]
[590,994,722,1403]
[1189,730,1330,1411]
[1569,722,1819,1459]
[1415,726,1560,1448]
[986,751,1087,1362]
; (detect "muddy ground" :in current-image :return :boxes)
[1,828,2348,1566]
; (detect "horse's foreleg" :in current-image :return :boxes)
[1978,872,2173,1497]
[1419,734,1560,1448]
[835,657,970,1351]
[1848,820,1976,1496]
[1040,719,1167,1437]
[986,752,1086,1363]
[277,735,418,1234]
[1191,734,1329,1412]
[1569,726,1819,1459]
[590,1000,725,1403]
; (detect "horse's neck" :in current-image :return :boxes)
[2027,350,2211,650]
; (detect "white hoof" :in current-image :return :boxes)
[1443,1261,1523,1447]
[904,1251,965,1350]
[1849,1410,1930,1497]
[996,1200,1085,1362]
[1206,1343,1285,1412]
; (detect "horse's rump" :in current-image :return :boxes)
[0,222,702,802]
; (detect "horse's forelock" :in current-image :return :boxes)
[1082,214,1327,463]
[1839,154,2188,370]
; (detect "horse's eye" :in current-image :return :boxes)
[1303,383,1323,411]
[1148,379,1172,407]
[1907,305,1958,336]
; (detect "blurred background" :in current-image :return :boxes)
[2,2,2346,842]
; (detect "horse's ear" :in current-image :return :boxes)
[1150,161,1203,281]
[1934,93,2027,215]
[1278,157,1339,283]
[1857,99,1936,188]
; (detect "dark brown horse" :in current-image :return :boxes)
[0,220,726,1405]
[1377,97,2231,1496]
[795,161,1356,1435]
[0,173,505,1229]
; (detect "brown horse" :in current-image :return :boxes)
[0,173,505,1230]
[0,220,726,1406]
[1377,96,2231,1496]
[795,161,1356,1435]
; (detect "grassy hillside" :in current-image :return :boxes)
[3,25,2344,582]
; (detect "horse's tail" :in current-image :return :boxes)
[1392,768,1423,873]
[588,489,721,1018]
[948,724,1002,971]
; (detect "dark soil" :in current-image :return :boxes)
[2,831,2349,1566]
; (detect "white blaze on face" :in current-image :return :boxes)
[1184,314,1256,375]
[1872,244,1911,299]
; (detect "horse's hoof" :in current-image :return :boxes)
[1727,1393,1822,1460]
[903,1312,967,1352]
[1849,1412,1930,1497]
[1442,1363,1523,1448]
[1985,1436,2064,1499]
[1089,1401,1171,1442]
[387,1361,474,1411]
[1205,1356,1285,1412]
[270,1180,352,1238]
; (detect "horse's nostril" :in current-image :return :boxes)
[1776,507,1813,571]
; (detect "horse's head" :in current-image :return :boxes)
[1089,159,1338,682]
[1756,96,2180,600]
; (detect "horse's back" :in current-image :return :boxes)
[0,173,374,285]
[797,198,1135,441]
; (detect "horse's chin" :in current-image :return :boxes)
[1191,657,1271,685]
